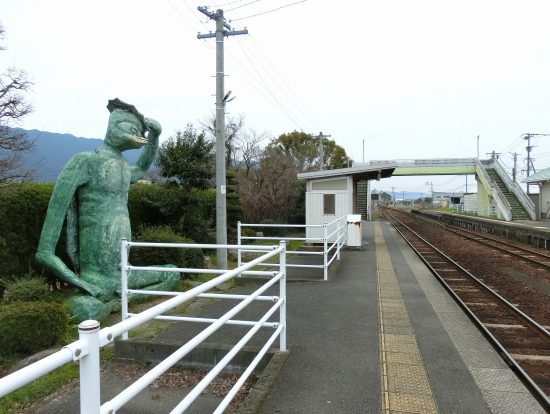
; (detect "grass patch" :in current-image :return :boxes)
[0,363,78,414]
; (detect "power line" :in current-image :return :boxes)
[166,0,201,32]
[212,0,250,7]
[166,0,214,50]
[231,0,308,21]
[235,38,301,127]
[224,52,294,117]
[226,0,262,12]
[235,38,319,130]
[248,35,323,130]
[499,135,524,154]
[180,0,212,31]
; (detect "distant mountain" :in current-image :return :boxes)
[15,129,141,182]
[371,189,429,201]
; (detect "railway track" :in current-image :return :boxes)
[383,208,550,410]
[410,210,550,270]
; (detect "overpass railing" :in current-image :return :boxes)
[238,216,347,281]
[369,158,476,167]
[0,240,287,414]
[475,159,512,221]
[489,160,536,220]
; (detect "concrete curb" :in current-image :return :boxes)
[114,339,290,413]
[115,340,275,374]
[236,350,290,414]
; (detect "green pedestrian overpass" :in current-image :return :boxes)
[369,158,535,221]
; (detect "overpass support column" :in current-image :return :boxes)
[476,175,491,217]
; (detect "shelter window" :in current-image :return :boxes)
[323,194,335,215]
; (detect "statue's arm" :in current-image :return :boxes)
[35,154,103,297]
[131,118,161,182]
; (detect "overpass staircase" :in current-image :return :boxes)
[479,160,535,221]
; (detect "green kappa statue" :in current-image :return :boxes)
[36,99,179,321]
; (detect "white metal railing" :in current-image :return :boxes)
[237,216,347,281]
[454,204,497,217]
[490,159,536,220]
[370,158,476,167]
[0,240,287,414]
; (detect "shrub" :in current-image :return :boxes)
[0,183,54,278]
[129,226,204,274]
[128,182,168,230]
[0,301,69,358]
[260,218,286,237]
[3,276,50,303]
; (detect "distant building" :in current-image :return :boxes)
[297,164,396,241]
[432,191,464,207]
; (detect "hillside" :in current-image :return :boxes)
[15,129,141,182]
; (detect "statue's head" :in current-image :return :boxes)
[104,98,149,151]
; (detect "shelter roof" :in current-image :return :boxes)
[297,163,396,181]
[523,166,550,183]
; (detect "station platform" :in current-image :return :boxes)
[421,211,550,250]
[26,220,547,413]
[256,220,545,413]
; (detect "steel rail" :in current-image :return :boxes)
[383,209,550,410]
[410,210,550,270]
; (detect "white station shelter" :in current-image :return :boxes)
[297,163,396,241]
[523,166,550,219]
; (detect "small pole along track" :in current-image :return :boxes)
[410,210,550,270]
[382,208,550,411]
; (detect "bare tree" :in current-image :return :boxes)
[234,129,267,175]
[0,23,34,189]
[200,113,245,168]
[237,148,300,223]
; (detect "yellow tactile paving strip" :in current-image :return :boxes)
[375,222,439,414]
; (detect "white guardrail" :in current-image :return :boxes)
[237,216,347,281]
[0,240,287,414]
[454,205,497,217]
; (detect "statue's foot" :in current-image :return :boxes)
[68,295,120,323]
[128,265,181,289]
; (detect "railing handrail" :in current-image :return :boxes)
[475,159,512,221]
[490,160,536,220]
[238,216,347,281]
[0,241,286,414]
[369,158,477,167]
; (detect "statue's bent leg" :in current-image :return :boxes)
[69,295,120,322]
[128,264,180,294]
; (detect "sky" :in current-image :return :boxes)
[3,0,550,196]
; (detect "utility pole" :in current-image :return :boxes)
[391,187,395,206]
[198,7,248,269]
[521,133,549,194]
[510,152,518,181]
[524,134,534,185]
[477,135,480,159]
[362,139,365,163]
[312,132,331,170]
[425,181,433,208]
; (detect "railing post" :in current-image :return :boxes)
[237,221,242,275]
[337,217,342,261]
[78,320,101,414]
[121,238,129,340]
[279,240,287,352]
[323,222,328,281]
